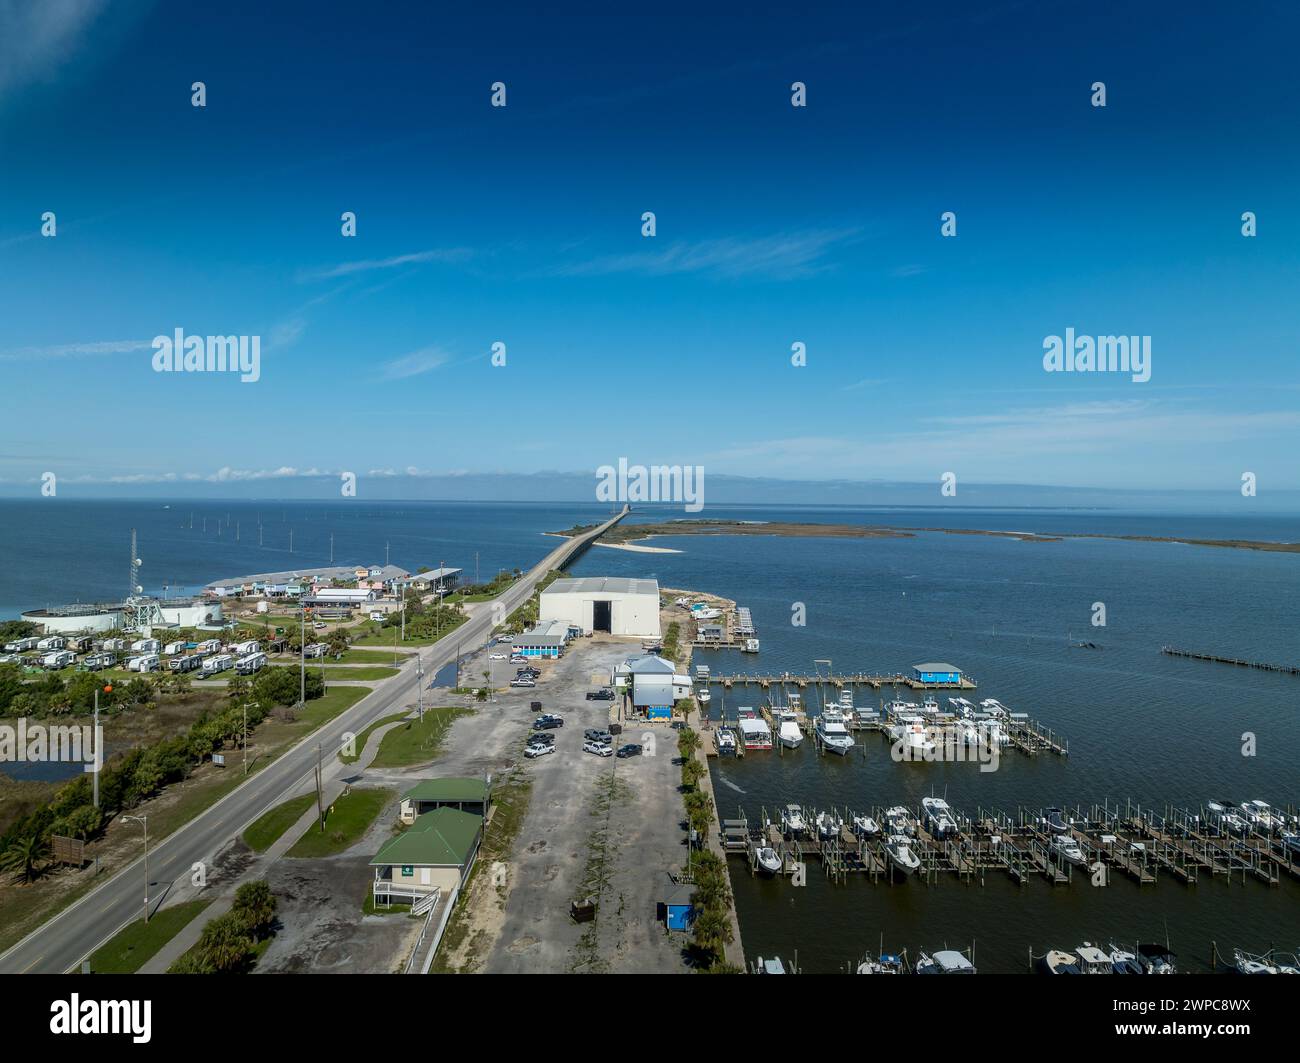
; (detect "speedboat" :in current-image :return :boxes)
[852,814,881,838]
[856,953,904,974]
[921,797,958,838]
[816,810,844,839]
[915,950,975,974]
[1136,944,1177,975]
[695,685,711,705]
[885,834,921,874]
[888,715,936,757]
[1108,945,1144,975]
[774,708,803,749]
[781,804,807,835]
[1040,949,1081,974]
[1208,800,1249,835]
[753,845,782,875]
[1239,799,1282,831]
[715,728,737,755]
[753,956,787,974]
[1044,807,1069,834]
[815,709,855,755]
[1052,835,1087,866]
[884,806,916,837]
[1075,943,1114,974]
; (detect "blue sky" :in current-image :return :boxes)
[2,0,1299,498]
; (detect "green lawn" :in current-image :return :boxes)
[340,711,409,764]
[318,665,400,680]
[242,793,317,853]
[285,787,393,858]
[87,899,211,973]
[368,707,473,768]
[350,615,468,648]
[328,648,415,664]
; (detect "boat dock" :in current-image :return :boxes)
[721,799,1299,888]
[704,671,977,691]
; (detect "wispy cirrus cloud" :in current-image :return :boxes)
[299,248,472,282]
[0,0,107,99]
[0,338,152,362]
[379,346,452,380]
[549,228,862,281]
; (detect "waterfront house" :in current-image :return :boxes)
[913,662,963,684]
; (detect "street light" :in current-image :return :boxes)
[121,815,149,923]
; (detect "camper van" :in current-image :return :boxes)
[41,650,75,670]
[127,654,161,673]
[163,641,185,655]
[168,654,203,673]
[83,651,117,671]
[235,651,267,675]
[132,639,161,653]
[230,640,260,656]
[201,654,234,676]
[3,637,39,652]
[37,636,67,651]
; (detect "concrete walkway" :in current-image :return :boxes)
[139,711,415,972]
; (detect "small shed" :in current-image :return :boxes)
[912,662,963,684]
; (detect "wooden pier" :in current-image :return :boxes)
[1162,645,1300,675]
[704,671,977,691]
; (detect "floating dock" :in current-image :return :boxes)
[703,671,977,691]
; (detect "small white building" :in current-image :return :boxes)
[540,576,660,638]
[612,653,692,720]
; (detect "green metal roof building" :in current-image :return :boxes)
[398,777,492,823]
[371,807,484,906]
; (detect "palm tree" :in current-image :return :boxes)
[196,917,254,973]
[0,834,50,883]
[232,880,277,940]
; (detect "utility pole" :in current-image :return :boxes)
[122,815,149,923]
[300,603,307,708]
[92,686,103,808]
[243,702,248,775]
[416,656,424,721]
[315,744,325,832]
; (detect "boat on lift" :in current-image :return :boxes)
[752,845,782,875]
[921,796,958,838]
[816,810,844,839]
[915,949,976,974]
[781,804,807,836]
[852,814,881,838]
[885,834,921,875]
[1052,835,1087,866]
[856,953,904,974]
[883,805,917,837]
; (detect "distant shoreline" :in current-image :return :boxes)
[551,519,1300,555]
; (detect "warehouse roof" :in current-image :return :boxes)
[370,807,482,868]
[401,778,489,804]
[913,662,961,673]
[543,577,659,596]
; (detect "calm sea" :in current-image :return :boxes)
[3,500,1298,968]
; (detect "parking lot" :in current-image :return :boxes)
[435,634,692,974]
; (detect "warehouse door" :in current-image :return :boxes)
[593,599,612,633]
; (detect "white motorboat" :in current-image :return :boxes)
[1234,948,1287,975]
[1207,800,1249,835]
[883,805,916,837]
[885,834,921,874]
[816,810,844,839]
[948,697,975,718]
[1039,949,1081,974]
[815,709,855,755]
[888,715,936,757]
[852,814,880,838]
[714,728,737,755]
[753,956,787,974]
[978,698,1009,718]
[741,638,760,653]
[781,804,807,835]
[753,845,782,875]
[1136,944,1177,975]
[696,685,711,704]
[921,796,958,838]
[1107,945,1144,975]
[1075,943,1113,974]
[1239,799,1282,831]
[915,950,975,974]
[1052,835,1087,866]
[776,710,803,749]
[856,953,903,974]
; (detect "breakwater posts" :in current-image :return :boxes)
[707,672,978,691]
[1162,645,1300,675]
[715,799,1299,889]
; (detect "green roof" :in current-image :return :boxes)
[371,807,483,868]
[400,777,489,804]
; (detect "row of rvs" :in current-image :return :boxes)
[2,636,269,674]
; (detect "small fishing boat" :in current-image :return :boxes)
[753,845,782,875]
[1107,945,1144,975]
[852,814,880,838]
[753,956,788,974]
[815,708,855,755]
[1040,948,1081,974]
[1136,943,1177,975]
[816,810,844,839]
[1239,799,1282,831]
[883,806,916,837]
[773,706,803,749]
[888,714,936,757]
[741,638,760,653]
[714,728,737,756]
[915,949,976,974]
[921,796,958,838]
[1075,943,1114,974]
[885,834,921,875]
[695,684,711,705]
[856,953,904,974]
[1207,800,1249,835]
[1052,835,1087,866]
[781,804,807,835]
[1043,807,1069,834]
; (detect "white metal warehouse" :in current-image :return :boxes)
[539,576,661,638]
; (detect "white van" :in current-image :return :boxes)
[201,654,234,675]
[235,651,267,675]
[303,642,327,658]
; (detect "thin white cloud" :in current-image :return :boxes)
[380,346,451,380]
[0,338,152,362]
[300,248,472,282]
[0,0,107,98]
[550,229,861,280]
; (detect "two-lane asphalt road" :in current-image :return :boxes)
[0,507,626,974]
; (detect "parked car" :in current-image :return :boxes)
[510,678,536,688]
[528,731,556,745]
[510,655,528,663]
[583,728,611,742]
[533,714,563,729]
[583,740,614,757]
[312,621,327,630]
[586,687,615,701]
[488,653,507,660]
[497,635,514,642]
[616,744,642,759]
[524,742,554,759]
[516,667,540,677]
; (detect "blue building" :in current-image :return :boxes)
[512,619,574,659]
[912,662,963,684]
